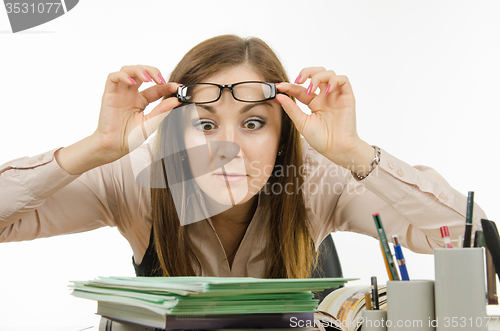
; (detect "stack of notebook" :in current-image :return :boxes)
[70,276,354,330]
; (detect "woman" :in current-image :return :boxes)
[0,35,485,279]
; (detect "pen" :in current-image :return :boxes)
[373,213,400,280]
[473,230,482,248]
[458,235,463,248]
[371,276,379,310]
[440,226,453,249]
[463,191,474,247]
[392,235,410,281]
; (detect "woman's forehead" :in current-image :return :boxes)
[204,65,266,84]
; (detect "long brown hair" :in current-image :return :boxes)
[151,35,316,278]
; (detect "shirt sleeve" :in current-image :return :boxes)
[0,147,151,243]
[303,143,486,254]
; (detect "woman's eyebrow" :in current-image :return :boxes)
[198,101,273,114]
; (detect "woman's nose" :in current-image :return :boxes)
[210,140,240,162]
[211,125,240,157]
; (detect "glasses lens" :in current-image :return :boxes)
[233,82,273,102]
[182,84,220,103]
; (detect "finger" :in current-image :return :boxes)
[140,83,180,104]
[127,97,182,152]
[117,64,170,87]
[293,67,329,84]
[144,97,181,128]
[307,70,342,96]
[325,74,352,95]
[106,70,142,93]
[276,82,316,106]
[106,65,170,93]
[140,65,168,85]
[275,93,309,135]
[114,65,149,85]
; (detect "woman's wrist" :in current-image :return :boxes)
[55,134,119,175]
[352,145,380,180]
[330,140,377,177]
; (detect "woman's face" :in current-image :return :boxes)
[182,65,283,207]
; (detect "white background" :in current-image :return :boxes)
[1,0,500,330]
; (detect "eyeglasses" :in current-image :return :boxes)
[176,81,277,104]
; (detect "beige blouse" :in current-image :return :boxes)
[0,139,485,277]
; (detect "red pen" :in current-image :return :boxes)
[440,226,453,248]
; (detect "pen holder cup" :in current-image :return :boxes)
[386,280,435,331]
[434,248,487,331]
[362,309,387,331]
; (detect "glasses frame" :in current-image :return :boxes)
[176,81,277,104]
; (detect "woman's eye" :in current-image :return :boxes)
[195,121,217,132]
[243,119,264,130]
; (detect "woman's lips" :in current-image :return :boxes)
[213,173,247,182]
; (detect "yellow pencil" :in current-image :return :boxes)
[380,242,393,280]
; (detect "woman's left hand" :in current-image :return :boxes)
[276,67,374,175]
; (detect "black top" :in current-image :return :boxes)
[132,226,162,277]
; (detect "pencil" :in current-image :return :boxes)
[380,242,393,281]
[365,293,372,310]
[373,213,400,280]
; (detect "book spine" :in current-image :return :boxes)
[164,312,313,329]
[100,313,314,330]
[99,317,162,331]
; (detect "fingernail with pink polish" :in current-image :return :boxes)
[325,84,331,94]
[294,75,302,84]
[128,77,137,84]
[144,72,152,82]
[275,98,281,105]
[306,83,313,95]
[158,74,166,84]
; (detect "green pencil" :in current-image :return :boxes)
[373,213,400,280]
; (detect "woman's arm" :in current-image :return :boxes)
[0,151,112,242]
[301,143,485,253]
[0,145,151,243]
[0,65,179,242]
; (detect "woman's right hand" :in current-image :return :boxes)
[56,65,180,175]
[93,65,181,162]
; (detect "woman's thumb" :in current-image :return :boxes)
[275,94,308,134]
[127,97,180,152]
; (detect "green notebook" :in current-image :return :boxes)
[70,276,356,315]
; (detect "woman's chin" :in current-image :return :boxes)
[204,190,253,206]
[195,176,257,205]
[196,183,258,206]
